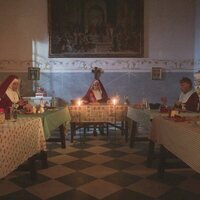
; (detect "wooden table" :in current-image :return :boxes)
[19,107,71,148]
[69,104,128,143]
[150,116,200,177]
[0,118,46,179]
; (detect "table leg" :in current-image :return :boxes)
[158,145,166,178]
[40,151,48,169]
[70,122,75,143]
[130,120,137,148]
[93,125,97,136]
[59,124,66,148]
[84,127,87,135]
[121,121,124,135]
[106,123,109,136]
[146,140,155,167]
[124,119,128,143]
[28,155,37,181]
[99,124,104,135]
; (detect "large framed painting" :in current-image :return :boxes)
[48,0,144,58]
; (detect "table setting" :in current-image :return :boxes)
[149,114,200,174]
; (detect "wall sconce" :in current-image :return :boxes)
[28,67,40,80]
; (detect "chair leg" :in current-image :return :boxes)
[93,125,97,136]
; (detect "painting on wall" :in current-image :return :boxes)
[48,0,144,58]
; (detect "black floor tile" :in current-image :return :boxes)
[102,188,154,200]
[147,172,187,186]
[10,173,50,188]
[56,172,95,187]
[64,160,95,170]
[16,160,56,172]
[102,143,125,149]
[48,189,98,200]
[102,150,127,158]
[0,190,40,200]
[47,161,58,168]
[191,173,200,180]
[133,141,149,148]
[47,150,61,158]
[72,143,94,149]
[46,142,61,149]
[67,150,95,158]
[103,159,133,170]
[103,172,141,186]
[158,188,200,200]
[135,149,149,157]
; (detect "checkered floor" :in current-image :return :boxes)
[1,130,200,200]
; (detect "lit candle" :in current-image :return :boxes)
[77,99,82,107]
[112,98,116,105]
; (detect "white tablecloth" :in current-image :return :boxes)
[0,118,46,178]
[127,107,200,132]
[150,116,200,173]
[127,107,163,132]
[127,107,160,122]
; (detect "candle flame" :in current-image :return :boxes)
[77,99,82,106]
[112,98,116,105]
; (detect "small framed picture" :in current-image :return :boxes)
[28,67,40,80]
[151,67,163,80]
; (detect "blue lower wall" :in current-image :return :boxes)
[0,72,194,106]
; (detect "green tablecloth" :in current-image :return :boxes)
[18,107,71,139]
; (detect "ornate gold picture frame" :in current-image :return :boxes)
[48,0,144,58]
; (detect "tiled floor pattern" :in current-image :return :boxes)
[1,131,200,200]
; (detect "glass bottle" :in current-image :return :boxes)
[12,103,18,119]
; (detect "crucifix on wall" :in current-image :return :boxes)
[92,67,104,80]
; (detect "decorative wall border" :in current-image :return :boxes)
[0,58,195,73]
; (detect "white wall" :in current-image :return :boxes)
[0,0,196,72]
[0,0,45,60]
[147,0,195,59]
[195,0,200,71]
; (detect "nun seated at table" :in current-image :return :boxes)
[82,79,110,104]
[174,77,199,112]
[0,75,33,117]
